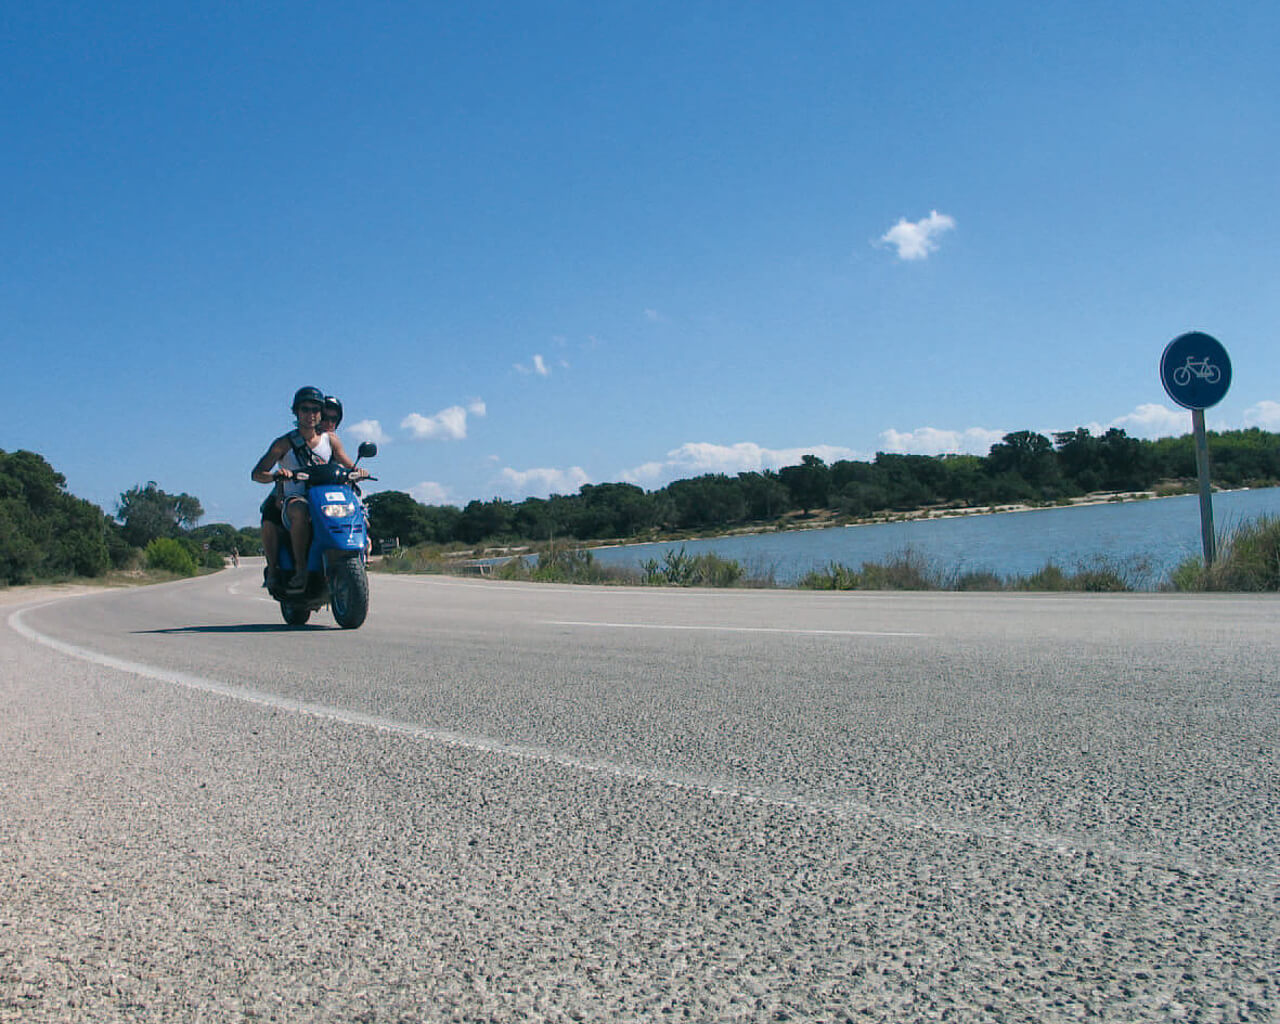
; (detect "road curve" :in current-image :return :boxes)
[2,564,1277,1022]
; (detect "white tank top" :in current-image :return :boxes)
[280,431,333,498]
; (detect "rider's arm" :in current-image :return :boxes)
[251,437,292,484]
[329,435,355,469]
[328,436,367,477]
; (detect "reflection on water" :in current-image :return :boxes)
[589,488,1280,586]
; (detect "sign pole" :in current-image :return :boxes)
[1191,408,1215,566]
[1160,331,1230,570]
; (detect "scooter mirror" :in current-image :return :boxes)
[357,442,378,459]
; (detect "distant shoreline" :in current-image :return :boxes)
[578,488,1192,555]
[443,485,1250,567]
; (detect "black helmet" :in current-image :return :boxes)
[322,395,343,428]
[291,385,325,412]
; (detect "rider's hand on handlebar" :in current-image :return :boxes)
[273,468,294,481]
[351,467,370,481]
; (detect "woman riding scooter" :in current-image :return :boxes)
[251,386,367,593]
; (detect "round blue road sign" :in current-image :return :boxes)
[1160,332,1231,410]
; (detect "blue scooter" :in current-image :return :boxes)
[270,441,378,628]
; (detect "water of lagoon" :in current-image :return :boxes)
[587,487,1280,587]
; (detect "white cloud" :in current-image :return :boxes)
[515,354,551,376]
[621,441,861,486]
[624,460,668,483]
[644,308,666,323]
[876,405,1200,458]
[401,405,472,441]
[468,399,487,416]
[499,465,591,498]
[1104,402,1190,439]
[409,481,457,506]
[879,209,956,260]
[878,426,1005,456]
[1244,400,1280,430]
[346,419,390,444]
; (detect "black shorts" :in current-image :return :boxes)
[260,493,284,528]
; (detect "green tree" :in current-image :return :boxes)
[986,431,1064,495]
[1095,428,1150,490]
[778,455,830,513]
[0,450,111,583]
[145,537,198,576]
[116,482,203,548]
[457,498,516,544]
[572,483,656,538]
[513,497,559,541]
[872,453,946,509]
[661,475,748,528]
[366,491,435,547]
[737,471,791,520]
[836,481,890,517]
[1053,428,1103,492]
[1207,428,1280,485]
[937,454,992,504]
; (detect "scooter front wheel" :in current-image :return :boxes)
[329,559,369,629]
[281,601,311,626]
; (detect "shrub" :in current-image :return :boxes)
[1169,556,1206,592]
[642,547,746,587]
[530,547,616,583]
[800,549,939,590]
[1174,514,1280,591]
[1071,567,1130,592]
[379,544,447,574]
[1013,558,1135,592]
[1016,563,1069,590]
[145,537,198,576]
[799,562,861,590]
[954,570,1004,591]
[496,546,639,585]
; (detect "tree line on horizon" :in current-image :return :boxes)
[366,426,1280,550]
[4,426,1279,584]
[0,448,260,585]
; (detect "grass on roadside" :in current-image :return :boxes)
[496,546,636,584]
[494,544,775,587]
[799,547,1149,592]
[1170,514,1280,591]
[375,514,1280,593]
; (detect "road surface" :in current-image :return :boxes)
[2,564,1277,1022]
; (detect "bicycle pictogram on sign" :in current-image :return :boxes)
[1171,355,1222,387]
[1160,332,1231,411]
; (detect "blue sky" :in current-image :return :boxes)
[5,1,1279,527]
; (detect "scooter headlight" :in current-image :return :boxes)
[321,502,355,519]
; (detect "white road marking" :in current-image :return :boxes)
[7,600,1269,885]
[545,620,926,637]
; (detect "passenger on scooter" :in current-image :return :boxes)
[321,394,343,436]
[321,394,374,556]
[252,386,367,592]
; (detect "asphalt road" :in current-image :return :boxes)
[2,564,1277,1022]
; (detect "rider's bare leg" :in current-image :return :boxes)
[261,520,280,572]
[285,500,311,590]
